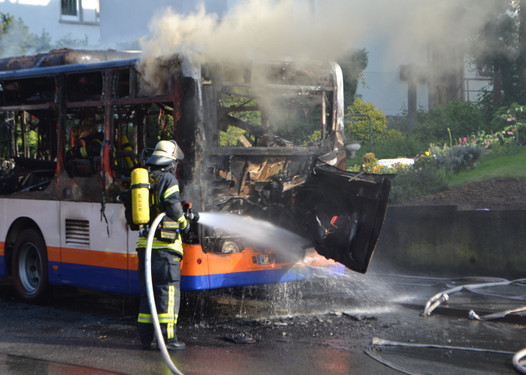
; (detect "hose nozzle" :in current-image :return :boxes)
[182,201,199,223]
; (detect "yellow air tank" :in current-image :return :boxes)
[131,168,150,225]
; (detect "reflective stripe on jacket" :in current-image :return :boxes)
[136,236,183,257]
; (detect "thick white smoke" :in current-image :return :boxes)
[143,1,509,59]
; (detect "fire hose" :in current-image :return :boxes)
[513,348,526,374]
[145,212,183,375]
[367,337,526,375]
[421,278,526,373]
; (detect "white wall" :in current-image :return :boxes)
[99,0,227,49]
[0,0,100,50]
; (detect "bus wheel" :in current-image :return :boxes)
[11,229,50,302]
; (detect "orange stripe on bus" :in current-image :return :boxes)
[61,248,129,270]
[180,244,333,277]
[48,246,60,263]
[0,241,4,256]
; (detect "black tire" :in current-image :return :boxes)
[11,228,50,302]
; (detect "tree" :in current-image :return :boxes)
[0,12,52,57]
[469,1,526,106]
[345,98,401,147]
[337,49,368,108]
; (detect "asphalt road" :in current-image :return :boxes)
[0,269,525,375]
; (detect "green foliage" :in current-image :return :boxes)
[1,13,34,56]
[345,99,401,145]
[429,144,485,173]
[338,49,368,107]
[468,0,523,106]
[389,166,448,204]
[0,13,13,34]
[54,33,88,49]
[1,13,52,55]
[370,134,427,160]
[17,129,39,157]
[413,100,486,145]
[380,142,485,204]
[0,12,86,58]
[360,152,377,172]
[490,103,526,146]
[0,113,9,160]
[220,126,247,146]
[449,145,526,185]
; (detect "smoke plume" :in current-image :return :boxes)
[138,0,509,80]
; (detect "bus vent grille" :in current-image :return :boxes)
[65,219,90,247]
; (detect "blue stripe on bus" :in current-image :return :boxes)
[181,263,345,291]
[48,262,138,295]
[38,261,344,294]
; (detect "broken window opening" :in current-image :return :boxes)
[217,84,333,149]
[0,110,56,196]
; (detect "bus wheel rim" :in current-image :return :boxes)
[18,243,41,295]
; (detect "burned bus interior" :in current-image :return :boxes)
[0,49,390,273]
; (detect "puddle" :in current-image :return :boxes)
[0,353,125,375]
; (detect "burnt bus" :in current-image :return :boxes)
[0,49,390,301]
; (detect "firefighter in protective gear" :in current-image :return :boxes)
[136,140,188,351]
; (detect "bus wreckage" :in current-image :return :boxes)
[0,49,390,301]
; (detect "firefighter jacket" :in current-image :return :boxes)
[136,169,187,258]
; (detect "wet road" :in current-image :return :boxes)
[0,269,525,374]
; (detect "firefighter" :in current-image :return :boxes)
[136,140,188,351]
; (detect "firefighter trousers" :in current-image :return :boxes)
[136,247,182,347]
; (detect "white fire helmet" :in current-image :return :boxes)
[146,140,184,166]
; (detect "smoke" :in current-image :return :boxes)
[138,0,510,84]
[0,19,32,59]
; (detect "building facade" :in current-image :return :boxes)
[1,0,101,48]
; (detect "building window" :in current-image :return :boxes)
[61,0,78,17]
[61,0,99,24]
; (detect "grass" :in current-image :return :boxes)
[449,146,526,186]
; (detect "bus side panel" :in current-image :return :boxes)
[0,198,61,281]
[128,230,140,293]
[58,202,131,292]
[180,245,345,291]
[180,244,210,291]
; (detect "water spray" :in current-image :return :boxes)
[198,212,311,262]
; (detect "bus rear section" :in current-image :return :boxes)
[0,49,390,301]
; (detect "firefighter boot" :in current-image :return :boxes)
[138,322,154,350]
[166,339,186,351]
[162,324,186,351]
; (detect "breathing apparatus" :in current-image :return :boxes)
[131,167,150,226]
[130,140,186,227]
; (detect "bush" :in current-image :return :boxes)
[371,134,427,160]
[389,166,448,204]
[490,103,526,146]
[429,144,485,173]
[414,100,485,145]
[345,99,401,145]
